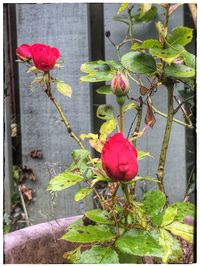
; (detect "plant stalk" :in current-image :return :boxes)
[156,84,174,195]
[45,73,85,150]
[120,106,124,133]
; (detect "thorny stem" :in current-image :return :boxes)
[121,183,130,227]
[44,73,106,207]
[156,84,174,197]
[45,73,85,150]
[152,105,193,129]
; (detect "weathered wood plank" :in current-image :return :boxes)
[16,3,93,224]
[104,4,186,202]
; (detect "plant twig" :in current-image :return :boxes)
[19,190,31,227]
[45,73,85,150]
[132,97,143,147]
[174,96,193,127]
[156,84,174,197]
[173,96,194,114]
[152,105,194,129]
[120,106,124,133]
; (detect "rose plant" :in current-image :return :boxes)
[16,3,195,264]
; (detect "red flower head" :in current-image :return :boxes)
[30,43,60,72]
[16,44,32,61]
[101,133,138,181]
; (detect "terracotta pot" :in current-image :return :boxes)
[4,215,82,264]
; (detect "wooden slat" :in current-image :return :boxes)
[15,3,93,224]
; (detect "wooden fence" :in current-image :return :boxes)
[4,3,193,225]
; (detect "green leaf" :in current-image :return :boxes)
[169,202,195,223]
[85,209,114,225]
[80,72,113,82]
[60,225,116,243]
[100,119,117,135]
[164,221,193,243]
[138,150,153,160]
[96,85,113,95]
[133,6,157,23]
[113,15,130,25]
[181,50,196,69]
[164,64,195,78]
[149,47,184,65]
[168,237,183,263]
[131,39,161,50]
[121,51,156,74]
[80,61,110,73]
[167,26,193,46]
[77,246,119,264]
[118,251,140,263]
[74,188,92,202]
[90,176,110,187]
[55,80,72,97]
[117,3,129,15]
[115,229,162,257]
[142,190,166,226]
[122,101,137,112]
[161,206,177,227]
[47,172,84,192]
[159,229,174,263]
[96,104,114,120]
[139,4,152,17]
[68,149,91,174]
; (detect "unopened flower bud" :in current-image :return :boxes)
[111,73,130,97]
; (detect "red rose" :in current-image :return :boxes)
[101,133,138,181]
[16,44,32,61]
[30,43,60,72]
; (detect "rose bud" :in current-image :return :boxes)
[101,133,138,181]
[111,73,130,97]
[16,44,32,61]
[31,43,60,72]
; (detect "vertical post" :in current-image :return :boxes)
[88,3,106,145]
[5,4,22,166]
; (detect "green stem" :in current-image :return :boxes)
[45,73,85,150]
[156,84,174,195]
[128,5,134,44]
[120,106,124,133]
[121,183,130,205]
[152,105,193,129]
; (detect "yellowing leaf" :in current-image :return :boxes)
[140,4,152,17]
[159,229,174,263]
[100,119,117,136]
[117,3,129,15]
[164,221,194,243]
[56,80,72,97]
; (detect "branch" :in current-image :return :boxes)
[19,190,31,227]
[173,96,194,114]
[174,96,193,128]
[152,105,194,129]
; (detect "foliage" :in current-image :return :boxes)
[17,2,196,264]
